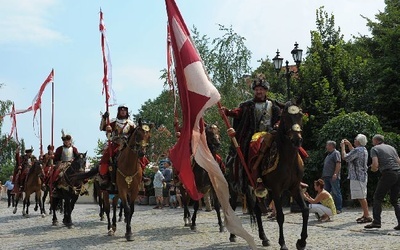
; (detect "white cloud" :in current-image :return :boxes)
[0,0,67,45]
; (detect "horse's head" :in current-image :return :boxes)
[71,152,87,173]
[205,123,221,153]
[127,118,152,156]
[31,160,43,175]
[280,99,303,147]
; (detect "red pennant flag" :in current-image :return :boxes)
[166,0,221,200]
[99,9,116,107]
[32,69,54,119]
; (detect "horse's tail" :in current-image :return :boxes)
[72,165,99,181]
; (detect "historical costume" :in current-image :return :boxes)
[99,105,136,183]
[50,134,79,187]
[42,145,55,186]
[225,76,282,197]
[13,147,37,192]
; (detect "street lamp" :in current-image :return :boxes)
[272,42,303,100]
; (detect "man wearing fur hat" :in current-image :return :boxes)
[13,146,37,191]
[99,105,136,185]
[222,74,282,198]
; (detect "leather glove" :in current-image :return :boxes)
[102,111,109,119]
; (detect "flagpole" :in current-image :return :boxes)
[39,107,43,156]
[100,9,113,163]
[51,74,55,148]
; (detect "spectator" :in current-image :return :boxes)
[304,179,337,222]
[152,165,165,209]
[169,179,178,208]
[3,176,15,207]
[365,134,400,230]
[340,134,372,223]
[322,140,343,213]
[162,160,173,207]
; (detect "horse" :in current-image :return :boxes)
[179,124,224,233]
[13,160,46,217]
[228,100,309,250]
[51,152,87,228]
[74,119,151,240]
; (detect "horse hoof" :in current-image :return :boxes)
[229,236,237,242]
[67,224,74,229]
[52,221,59,226]
[262,240,271,247]
[41,213,46,218]
[280,244,288,250]
[125,233,134,241]
[219,226,225,233]
[108,230,114,236]
[100,217,105,222]
[13,208,17,214]
[296,240,306,250]
[118,217,122,222]
[190,225,196,231]
[34,207,38,212]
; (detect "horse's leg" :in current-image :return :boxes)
[13,192,21,214]
[183,194,191,227]
[255,200,270,246]
[292,190,309,250]
[273,195,288,250]
[190,200,199,231]
[123,196,133,241]
[229,190,238,242]
[34,195,39,212]
[22,193,28,217]
[104,193,113,236]
[99,191,105,221]
[51,196,59,226]
[212,190,224,232]
[37,190,45,217]
[42,187,48,214]
[118,199,124,222]
[112,196,118,234]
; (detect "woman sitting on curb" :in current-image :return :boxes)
[304,179,337,222]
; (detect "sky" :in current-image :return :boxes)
[0,0,386,158]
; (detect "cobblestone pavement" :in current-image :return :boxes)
[1,198,400,250]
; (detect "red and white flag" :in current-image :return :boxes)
[8,102,19,144]
[165,1,256,248]
[99,9,116,107]
[32,69,54,119]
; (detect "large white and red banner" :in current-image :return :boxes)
[165,1,256,248]
[8,102,19,143]
[32,69,54,119]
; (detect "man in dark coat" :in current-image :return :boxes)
[13,147,36,192]
[223,75,283,197]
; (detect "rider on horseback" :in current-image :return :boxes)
[42,145,54,188]
[222,74,282,198]
[13,146,37,192]
[51,133,80,190]
[99,105,136,186]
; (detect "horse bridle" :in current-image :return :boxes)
[282,104,303,140]
[127,126,149,154]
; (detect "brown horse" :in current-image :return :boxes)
[74,120,150,239]
[228,100,309,250]
[13,160,45,217]
[116,119,151,241]
[180,124,224,232]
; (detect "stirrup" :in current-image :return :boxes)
[254,178,268,198]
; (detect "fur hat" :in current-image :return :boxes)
[62,134,72,141]
[25,147,34,153]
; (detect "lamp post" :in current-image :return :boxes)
[272,42,303,101]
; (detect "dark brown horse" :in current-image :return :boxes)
[180,124,224,232]
[51,152,87,228]
[13,160,45,217]
[228,100,309,250]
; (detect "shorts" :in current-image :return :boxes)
[169,195,177,203]
[350,180,367,199]
[154,187,163,197]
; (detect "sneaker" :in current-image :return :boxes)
[364,222,381,229]
[336,210,342,214]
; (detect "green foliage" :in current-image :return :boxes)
[317,111,383,148]
[89,139,106,167]
[382,132,400,151]
[362,0,400,132]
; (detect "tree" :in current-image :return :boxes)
[362,0,400,132]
